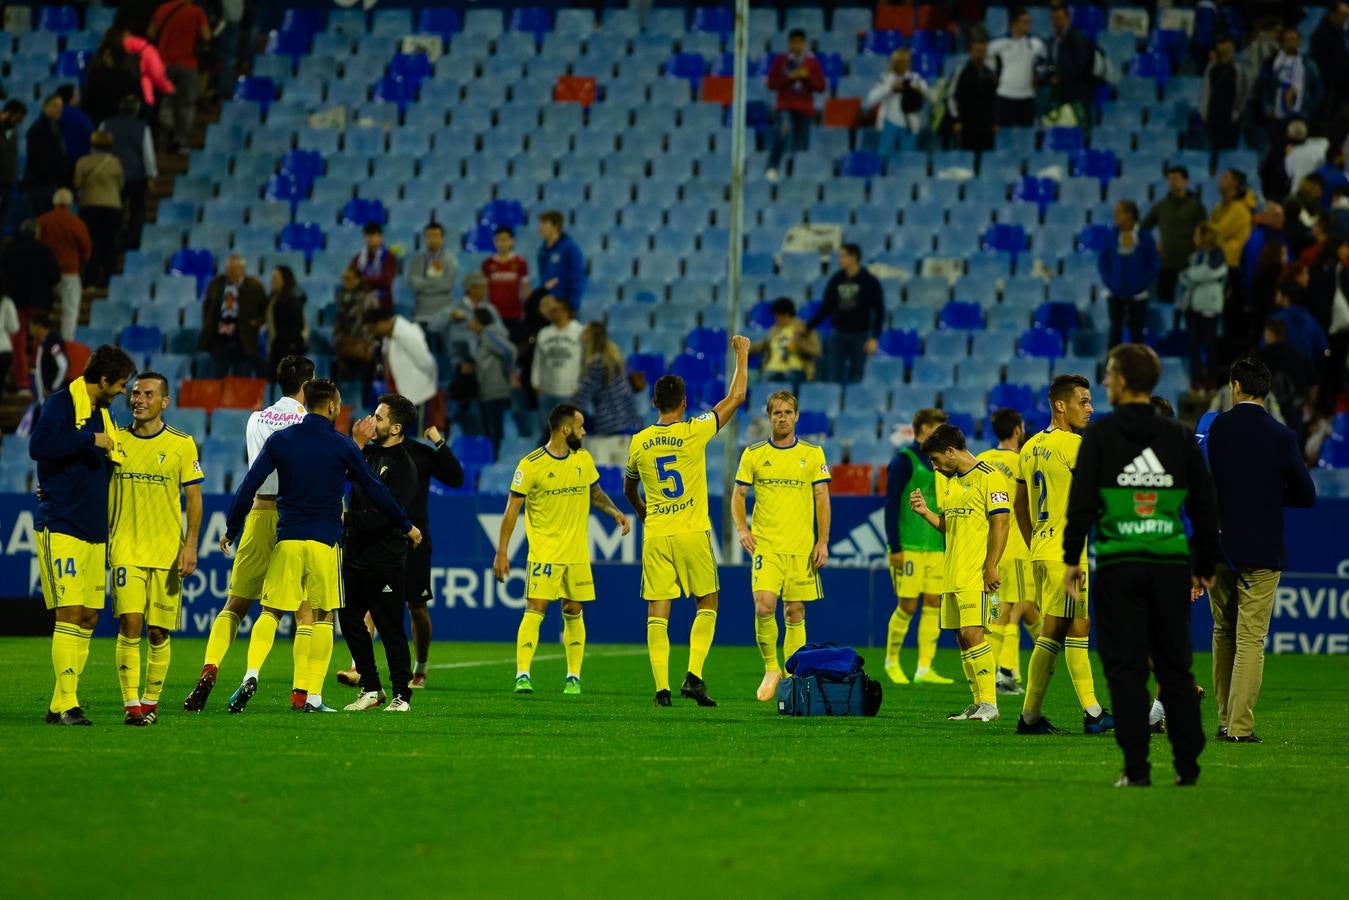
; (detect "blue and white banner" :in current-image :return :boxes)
[1,493,1346,654]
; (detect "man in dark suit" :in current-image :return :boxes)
[1047,1,1095,132]
[1205,357,1316,744]
[197,253,267,377]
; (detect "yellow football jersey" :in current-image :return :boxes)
[734,438,830,555]
[935,460,1011,594]
[108,424,204,569]
[626,411,720,537]
[977,447,1028,562]
[1016,427,1085,563]
[510,446,599,564]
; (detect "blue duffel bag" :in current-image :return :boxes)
[776,643,882,717]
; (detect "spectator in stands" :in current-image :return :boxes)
[1284,120,1329,193]
[120,28,176,114]
[1241,202,1290,334]
[1261,28,1323,146]
[444,273,502,365]
[1099,200,1160,349]
[214,0,248,99]
[266,265,308,379]
[1143,165,1209,305]
[572,321,641,466]
[0,220,59,393]
[1209,168,1257,270]
[26,310,69,404]
[0,100,27,230]
[1261,317,1317,443]
[334,265,378,380]
[1315,142,1349,210]
[364,307,439,427]
[465,307,515,456]
[352,222,397,307]
[1046,0,1094,131]
[1311,1,1349,124]
[148,0,211,153]
[1285,174,1326,256]
[765,28,826,183]
[102,95,156,250]
[407,222,458,331]
[865,48,928,155]
[531,296,585,432]
[988,7,1045,128]
[0,290,16,391]
[83,32,140,126]
[807,243,884,384]
[484,225,529,341]
[949,38,997,154]
[1178,223,1228,388]
[37,189,91,343]
[753,297,821,394]
[73,131,124,289]
[1200,35,1250,156]
[55,86,92,183]
[536,211,587,312]
[25,95,68,217]
[1318,240,1349,414]
[197,253,265,377]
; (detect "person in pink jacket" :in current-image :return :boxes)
[121,32,176,107]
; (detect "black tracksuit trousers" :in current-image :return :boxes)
[1094,562,1205,783]
[340,565,412,702]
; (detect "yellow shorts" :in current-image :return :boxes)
[751,552,821,602]
[999,557,1031,607]
[1033,559,1089,620]
[641,530,719,601]
[260,539,342,612]
[526,560,595,602]
[891,549,944,599]
[36,530,106,610]
[940,589,991,630]
[112,565,182,630]
[228,509,278,601]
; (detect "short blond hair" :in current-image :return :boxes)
[912,408,948,432]
[764,390,798,414]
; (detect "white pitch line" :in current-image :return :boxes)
[427,647,650,671]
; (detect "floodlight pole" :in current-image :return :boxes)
[721,0,750,559]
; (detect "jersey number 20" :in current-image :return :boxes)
[655,455,685,499]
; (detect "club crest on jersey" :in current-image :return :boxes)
[1133,491,1158,517]
[798,458,805,468]
[157,453,166,466]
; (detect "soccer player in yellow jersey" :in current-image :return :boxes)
[977,409,1043,695]
[624,335,750,707]
[731,390,831,701]
[908,424,1011,721]
[109,372,204,725]
[493,404,631,695]
[1013,374,1115,735]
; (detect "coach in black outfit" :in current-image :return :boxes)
[1205,357,1316,744]
[1064,344,1220,787]
[402,424,464,683]
[342,393,420,709]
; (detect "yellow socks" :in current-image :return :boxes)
[1064,636,1101,715]
[783,618,806,665]
[985,625,1005,673]
[687,609,716,678]
[515,609,544,676]
[885,606,913,663]
[292,624,313,692]
[145,637,170,704]
[755,614,779,671]
[50,623,83,713]
[561,611,585,678]
[75,626,93,674]
[204,610,239,667]
[916,606,940,671]
[1021,636,1063,721]
[998,622,1021,674]
[306,620,334,701]
[961,642,997,705]
[246,611,279,673]
[647,616,670,692]
[116,635,141,706]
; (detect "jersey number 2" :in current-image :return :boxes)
[655,455,685,499]
[1032,471,1049,521]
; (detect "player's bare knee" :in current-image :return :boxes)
[753,593,777,616]
[899,597,918,615]
[224,595,251,616]
[561,600,583,616]
[526,597,550,614]
[80,607,100,629]
[784,602,805,624]
[695,593,718,611]
[921,593,941,608]
[147,627,169,646]
[118,614,143,638]
[1041,615,1070,641]
[294,602,313,626]
[1068,616,1091,638]
[313,609,333,624]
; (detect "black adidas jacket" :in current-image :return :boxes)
[344,441,418,572]
[1063,403,1219,576]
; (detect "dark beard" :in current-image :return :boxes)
[565,433,583,451]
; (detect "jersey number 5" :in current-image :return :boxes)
[1032,471,1049,521]
[654,455,685,499]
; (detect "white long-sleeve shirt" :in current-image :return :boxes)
[384,316,439,406]
[988,34,1045,100]
[531,319,584,397]
[245,396,306,497]
[864,70,929,132]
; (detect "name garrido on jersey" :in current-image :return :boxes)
[1116,448,1175,487]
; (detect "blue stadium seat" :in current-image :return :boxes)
[799,383,843,417]
[839,151,882,179]
[906,277,950,309]
[1033,302,1081,337]
[341,198,388,227]
[878,329,922,364]
[665,52,707,86]
[120,325,163,355]
[234,76,276,113]
[925,331,969,359]
[938,301,984,332]
[980,224,1028,256]
[1017,328,1065,360]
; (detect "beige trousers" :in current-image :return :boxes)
[1210,564,1282,738]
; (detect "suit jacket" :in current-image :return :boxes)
[24,116,67,187]
[1206,402,1316,570]
[198,274,267,355]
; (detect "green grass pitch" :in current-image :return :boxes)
[4,637,1347,898]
